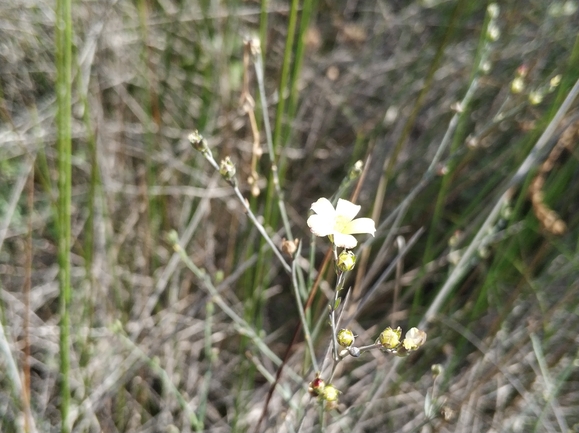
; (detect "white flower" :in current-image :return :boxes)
[307,198,376,248]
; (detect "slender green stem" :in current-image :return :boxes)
[259,0,268,55]
[272,0,299,154]
[530,333,569,433]
[328,271,345,362]
[373,0,466,215]
[422,5,499,265]
[290,242,319,372]
[55,0,72,430]
[253,50,293,239]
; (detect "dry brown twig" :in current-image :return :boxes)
[529,116,579,235]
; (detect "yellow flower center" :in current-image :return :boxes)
[334,215,350,233]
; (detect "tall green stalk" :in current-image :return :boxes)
[55,0,72,431]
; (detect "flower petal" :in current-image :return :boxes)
[332,233,358,249]
[343,217,376,236]
[310,197,335,218]
[307,214,335,237]
[335,199,360,221]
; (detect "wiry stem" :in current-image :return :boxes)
[188,131,291,274]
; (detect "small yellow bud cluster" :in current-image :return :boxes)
[377,326,427,356]
[527,74,562,106]
[508,62,562,105]
[308,376,340,407]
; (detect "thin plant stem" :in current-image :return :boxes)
[291,242,319,373]
[0,320,25,433]
[530,333,569,433]
[196,299,214,431]
[55,0,72,429]
[23,156,36,433]
[255,243,333,432]
[245,351,299,410]
[271,0,299,154]
[231,184,291,273]
[328,269,346,362]
[191,133,292,273]
[422,4,499,265]
[348,227,425,325]
[253,47,293,239]
[354,0,466,300]
[373,0,466,217]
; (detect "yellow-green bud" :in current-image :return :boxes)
[510,77,524,94]
[487,23,500,41]
[219,157,237,185]
[336,328,355,348]
[321,384,339,402]
[402,327,427,351]
[167,230,179,246]
[528,90,543,106]
[378,326,402,350]
[480,60,492,74]
[337,250,356,272]
[431,364,443,377]
[348,160,364,180]
[487,3,499,19]
[550,75,562,90]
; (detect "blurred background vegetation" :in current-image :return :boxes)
[1,0,579,432]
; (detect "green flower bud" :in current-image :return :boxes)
[528,90,543,105]
[167,230,179,246]
[487,23,500,41]
[402,327,427,351]
[219,157,237,185]
[487,3,499,19]
[336,328,355,348]
[480,60,492,74]
[188,130,209,154]
[378,326,402,350]
[348,160,364,180]
[337,250,356,272]
[431,363,443,377]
